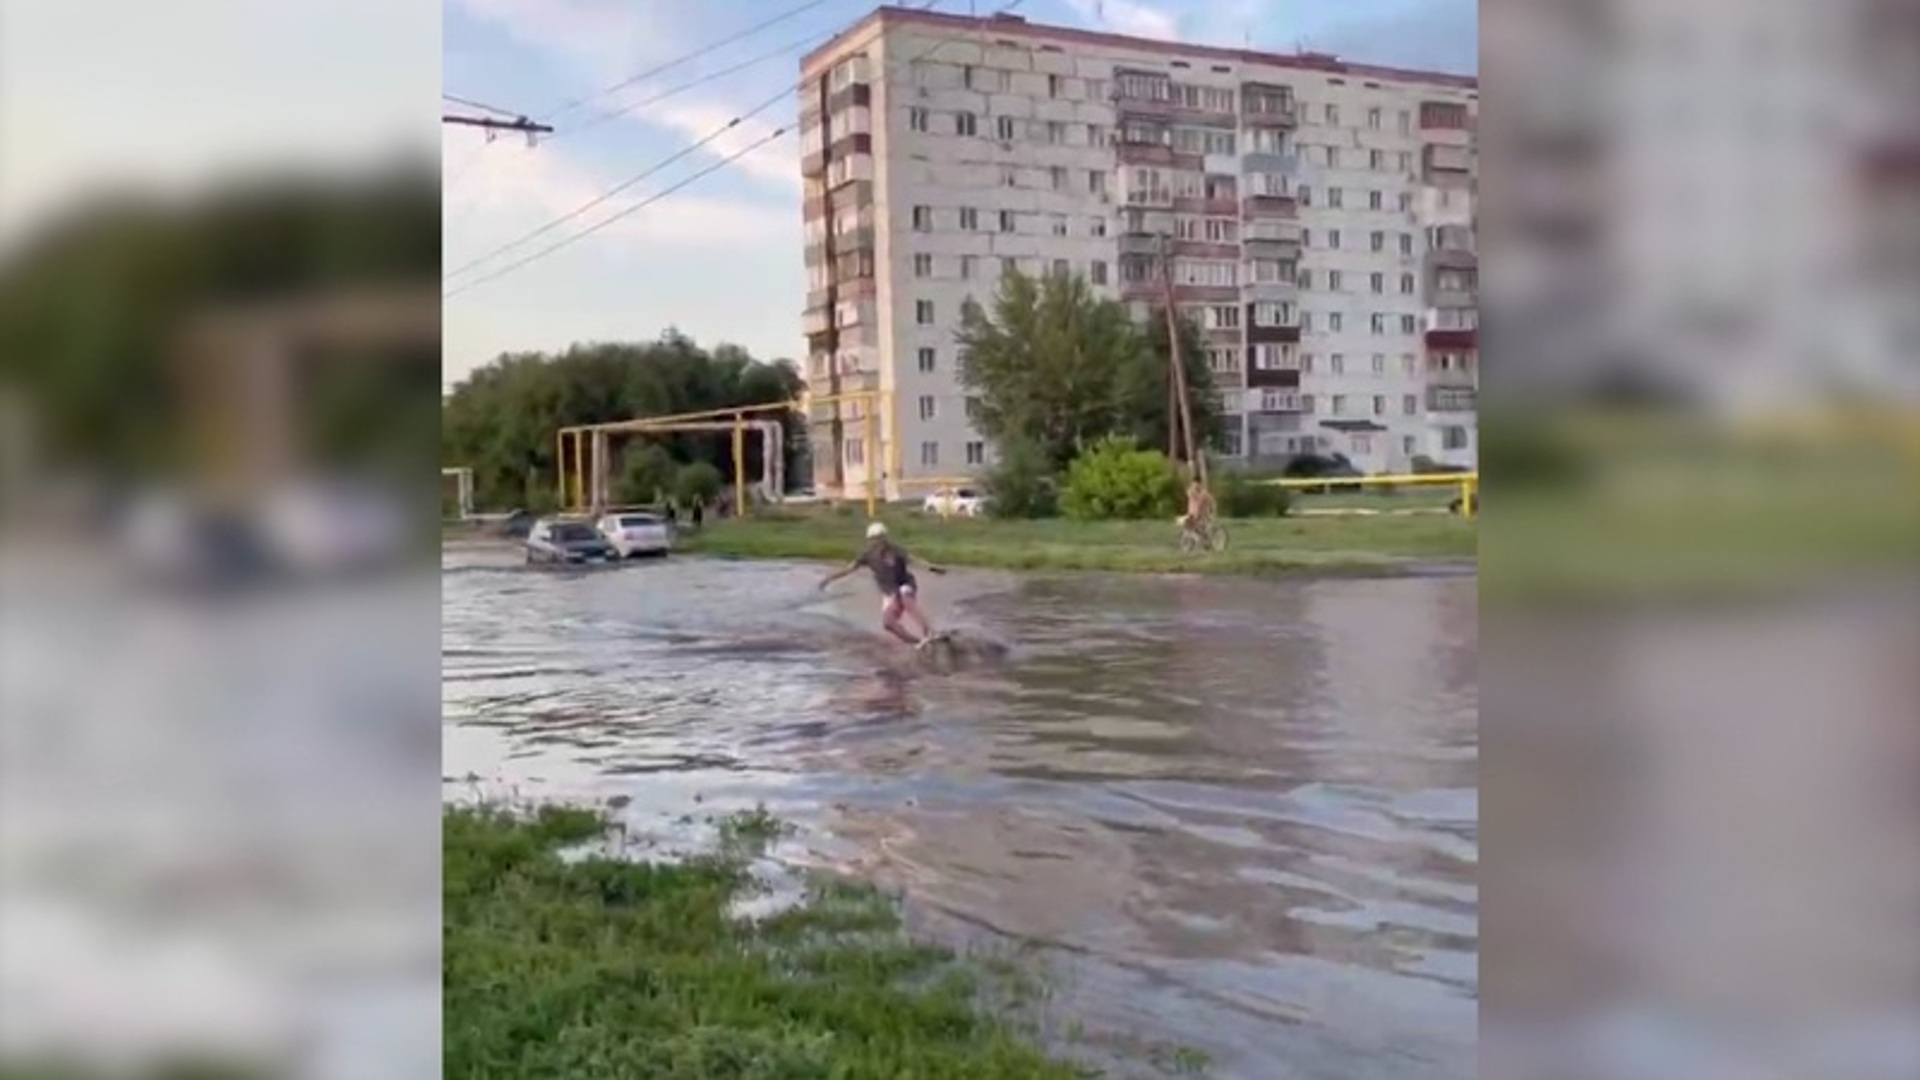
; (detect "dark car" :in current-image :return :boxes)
[524,518,617,565]
[1282,452,1365,494]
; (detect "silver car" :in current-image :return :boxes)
[524,518,617,565]
[597,512,672,558]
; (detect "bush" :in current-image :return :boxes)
[983,438,1059,519]
[1212,471,1291,518]
[1059,436,1181,521]
[614,443,678,506]
[673,460,725,505]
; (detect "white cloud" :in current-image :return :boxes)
[442,129,795,268]
[1061,0,1182,40]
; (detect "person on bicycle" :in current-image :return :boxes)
[1178,474,1215,533]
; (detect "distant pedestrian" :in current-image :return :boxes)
[690,498,705,529]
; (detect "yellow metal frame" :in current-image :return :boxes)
[554,390,892,519]
[1257,471,1479,519]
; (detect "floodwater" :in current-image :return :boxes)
[442,544,1478,1079]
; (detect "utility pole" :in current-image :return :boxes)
[813,77,848,496]
[1155,233,1202,484]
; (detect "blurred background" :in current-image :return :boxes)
[1479,0,1920,1077]
[0,2,442,1078]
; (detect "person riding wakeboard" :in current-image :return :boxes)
[818,521,947,646]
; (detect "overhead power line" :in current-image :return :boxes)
[551,25,840,141]
[443,0,1021,300]
[442,92,522,117]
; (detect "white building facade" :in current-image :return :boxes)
[799,9,1478,498]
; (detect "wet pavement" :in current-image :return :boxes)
[442,544,1478,1079]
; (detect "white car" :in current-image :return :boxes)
[596,511,673,558]
[922,487,985,517]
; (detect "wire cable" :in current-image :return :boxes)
[444,0,1023,299]
[442,92,524,117]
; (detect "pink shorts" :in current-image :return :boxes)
[879,582,916,616]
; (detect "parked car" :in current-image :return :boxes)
[597,511,672,558]
[922,486,985,517]
[524,518,617,565]
[1282,453,1365,494]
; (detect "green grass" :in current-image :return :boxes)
[676,510,1475,576]
[443,803,1107,1080]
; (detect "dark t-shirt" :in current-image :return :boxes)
[856,538,915,593]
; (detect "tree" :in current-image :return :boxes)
[613,443,677,506]
[955,267,1221,472]
[440,334,804,512]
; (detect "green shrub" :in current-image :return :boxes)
[614,443,678,505]
[983,438,1059,519]
[1212,471,1292,517]
[673,460,725,504]
[1060,436,1181,521]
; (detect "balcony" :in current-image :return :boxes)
[1116,142,1178,167]
[1427,386,1477,412]
[1430,286,1476,310]
[1240,83,1297,126]
[834,225,875,254]
[802,306,831,335]
[825,80,871,113]
[1172,195,1238,216]
[1242,193,1297,218]
[1170,283,1241,303]
[1122,187,1175,208]
[1118,233,1162,256]
[1241,151,1299,175]
[1428,245,1477,271]
[1250,388,1304,413]
[1423,143,1475,175]
[1245,320,1300,345]
[1424,327,1477,350]
[1170,238,1238,260]
[1202,327,1243,347]
[1244,234,1301,260]
[1427,362,1477,387]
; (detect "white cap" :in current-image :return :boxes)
[865,521,887,539]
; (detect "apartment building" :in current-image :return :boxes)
[799,7,1478,497]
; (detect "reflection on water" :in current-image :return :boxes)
[442,545,1478,1079]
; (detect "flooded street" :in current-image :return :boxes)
[443,545,1478,1079]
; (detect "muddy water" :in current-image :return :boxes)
[442,545,1477,1079]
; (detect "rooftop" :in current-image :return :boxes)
[801,6,1477,90]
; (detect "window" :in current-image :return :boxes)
[1300,312,1313,332]
[1048,74,1063,97]
[1331,393,1348,415]
[1301,393,1316,413]
[912,205,932,231]
[1369,189,1383,210]
[1400,273,1416,294]
[846,440,864,465]
[1372,353,1386,373]
[1052,214,1069,236]
[956,111,977,136]
[1403,393,1419,415]
[1204,304,1240,329]
[1326,146,1340,168]
[1400,314,1418,334]
[1250,258,1288,283]
[1090,260,1109,285]
[1398,109,1412,134]
[1442,425,1469,451]
[1251,301,1294,326]
[1328,229,1342,249]
[1052,258,1070,277]
[1325,103,1339,124]
[1330,354,1346,374]
[1370,313,1387,335]
[920,441,939,466]
[1370,272,1385,294]
[1403,435,1418,456]
[964,396,982,421]
[917,395,936,420]
[960,207,979,230]
[1351,433,1372,455]
[1371,230,1386,252]
[911,253,931,278]
[1328,187,1343,208]
[1328,270,1343,291]
[1051,165,1068,190]
[1369,149,1385,171]
[1401,354,1417,375]
[1252,343,1295,370]
[1089,215,1107,236]
[1298,268,1313,289]
[962,64,976,89]
[960,255,976,279]
[1329,312,1344,332]
[1204,217,1238,242]
[1367,107,1382,129]
[998,209,1016,233]
[1001,165,1017,187]
[1399,192,1414,212]
[1000,256,1017,277]
[917,347,936,372]
[915,299,934,324]
[1373,395,1387,415]
[1400,233,1414,255]
[909,107,929,132]
[996,115,1017,140]
[1088,170,1107,195]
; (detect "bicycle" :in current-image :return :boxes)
[1177,515,1229,554]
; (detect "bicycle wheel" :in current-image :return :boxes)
[1207,522,1229,552]
[1178,527,1200,554]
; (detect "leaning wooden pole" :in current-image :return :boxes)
[1155,234,1203,485]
